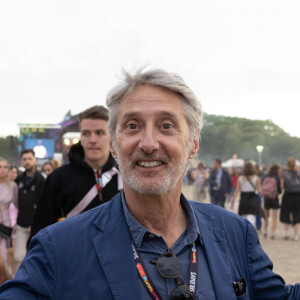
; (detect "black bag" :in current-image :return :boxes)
[0,223,13,239]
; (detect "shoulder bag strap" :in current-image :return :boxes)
[246,176,258,193]
[66,185,98,218]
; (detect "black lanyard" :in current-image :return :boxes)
[130,236,198,299]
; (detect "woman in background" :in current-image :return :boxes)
[9,166,19,182]
[41,161,54,177]
[191,162,208,202]
[231,161,263,227]
[8,165,20,277]
[261,164,282,239]
[280,157,300,241]
[0,158,18,282]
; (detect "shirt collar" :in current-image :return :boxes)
[121,191,203,248]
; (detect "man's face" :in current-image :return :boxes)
[213,160,220,170]
[21,153,36,172]
[111,84,199,195]
[80,118,110,168]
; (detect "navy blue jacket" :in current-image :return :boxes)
[208,168,232,196]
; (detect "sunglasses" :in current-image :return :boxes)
[150,251,194,300]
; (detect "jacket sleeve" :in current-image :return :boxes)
[0,229,55,299]
[246,221,300,299]
[208,170,215,191]
[30,173,59,240]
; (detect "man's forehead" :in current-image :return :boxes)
[80,118,108,130]
[123,84,181,101]
[118,86,184,117]
[22,153,34,159]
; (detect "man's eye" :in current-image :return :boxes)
[96,131,104,136]
[127,123,138,130]
[161,123,173,130]
[82,132,89,137]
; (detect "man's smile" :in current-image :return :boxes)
[136,161,164,168]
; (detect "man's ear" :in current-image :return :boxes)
[188,130,200,159]
[110,140,117,159]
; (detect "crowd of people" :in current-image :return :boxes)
[0,105,123,284]
[0,154,59,282]
[0,67,299,298]
[189,157,300,241]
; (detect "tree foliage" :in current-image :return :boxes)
[199,114,300,167]
[0,136,19,164]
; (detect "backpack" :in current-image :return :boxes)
[261,176,278,199]
[284,170,300,193]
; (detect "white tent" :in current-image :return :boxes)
[221,158,256,168]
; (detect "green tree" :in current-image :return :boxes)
[0,136,19,164]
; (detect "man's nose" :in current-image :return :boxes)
[89,133,97,142]
[138,127,159,153]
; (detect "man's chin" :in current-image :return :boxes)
[126,177,174,195]
[85,154,103,161]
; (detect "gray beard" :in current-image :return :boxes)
[115,142,191,195]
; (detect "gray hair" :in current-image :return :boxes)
[106,68,203,142]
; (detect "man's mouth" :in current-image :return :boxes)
[137,161,164,168]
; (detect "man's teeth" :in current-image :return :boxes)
[137,161,163,168]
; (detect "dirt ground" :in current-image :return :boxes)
[182,185,300,285]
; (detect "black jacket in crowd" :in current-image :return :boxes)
[16,170,45,228]
[29,142,122,239]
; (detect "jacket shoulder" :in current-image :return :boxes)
[189,200,248,232]
[35,171,46,181]
[46,162,89,182]
[43,192,122,237]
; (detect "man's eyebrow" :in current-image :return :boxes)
[120,112,140,120]
[121,111,179,120]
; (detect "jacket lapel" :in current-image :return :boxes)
[198,213,237,299]
[92,196,141,299]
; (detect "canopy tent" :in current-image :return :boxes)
[221,158,256,168]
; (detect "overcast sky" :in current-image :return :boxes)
[1,0,300,138]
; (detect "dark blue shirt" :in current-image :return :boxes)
[121,192,216,299]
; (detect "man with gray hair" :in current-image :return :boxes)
[0,68,299,299]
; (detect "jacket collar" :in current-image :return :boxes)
[19,169,38,185]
